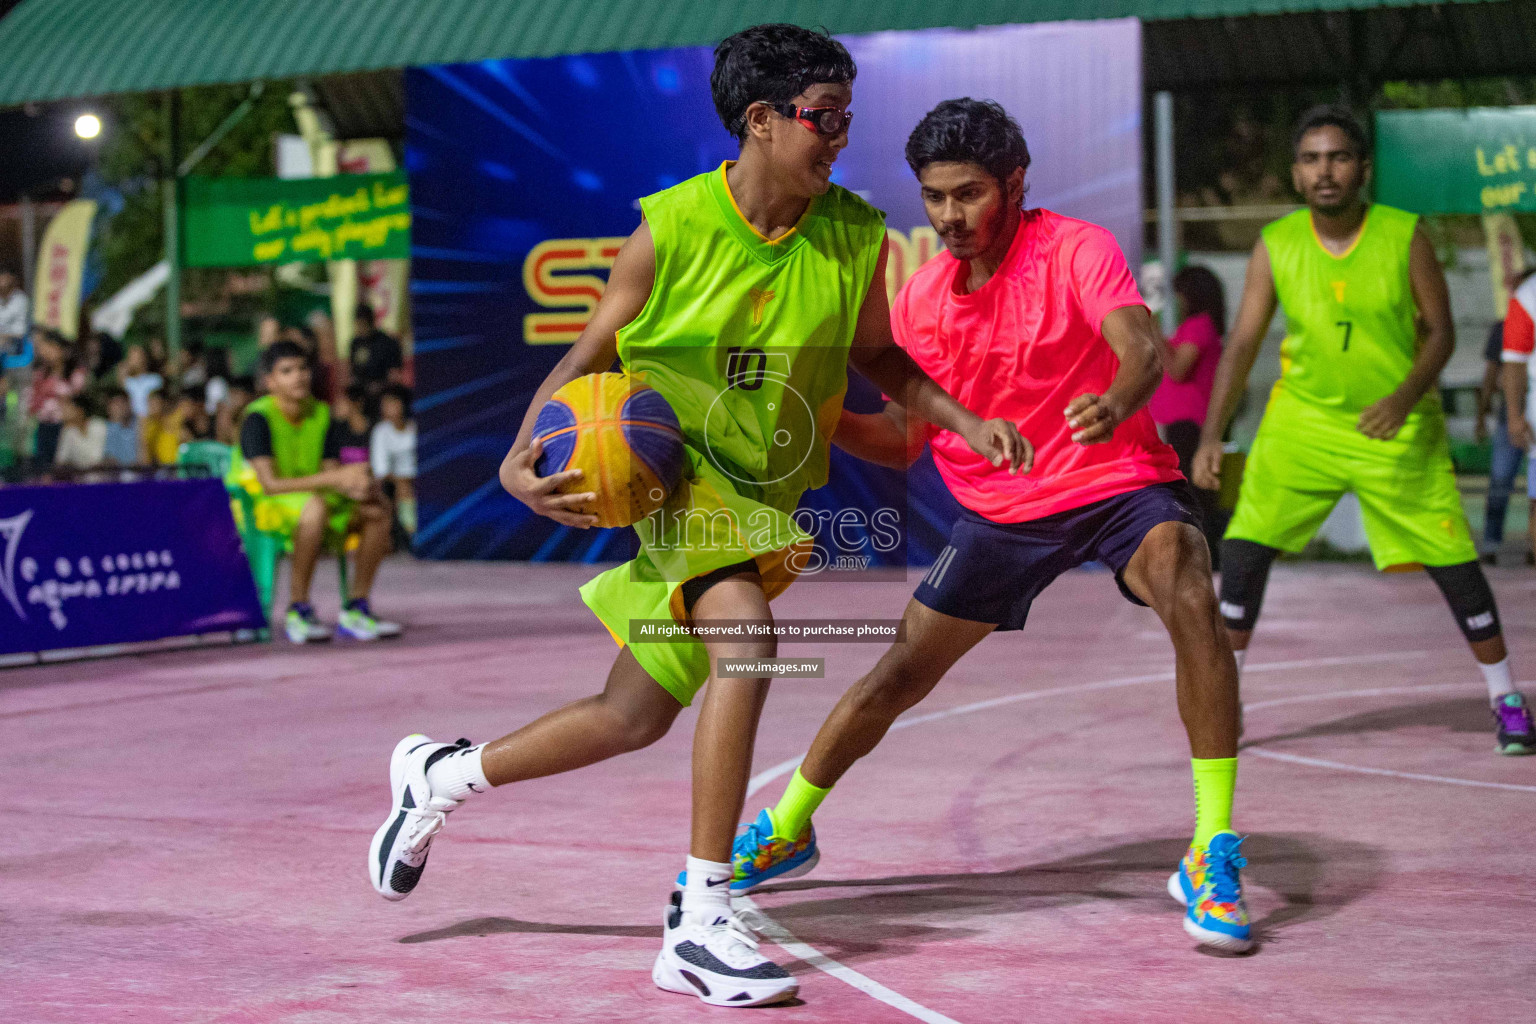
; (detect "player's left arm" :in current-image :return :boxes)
[1065,307,1164,445]
[1358,224,1453,440]
[848,238,1031,474]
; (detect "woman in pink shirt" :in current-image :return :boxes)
[1150,265,1227,559]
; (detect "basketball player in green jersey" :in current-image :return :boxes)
[1193,106,1535,755]
[367,25,1027,1006]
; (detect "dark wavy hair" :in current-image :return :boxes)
[1291,104,1369,160]
[1173,265,1227,334]
[711,24,856,142]
[905,98,1030,187]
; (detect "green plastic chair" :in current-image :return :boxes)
[177,440,350,638]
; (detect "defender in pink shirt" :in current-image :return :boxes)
[738,99,1251,953]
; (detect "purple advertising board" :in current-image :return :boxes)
[0,480,266,658]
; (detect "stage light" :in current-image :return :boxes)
[74,113,101,140]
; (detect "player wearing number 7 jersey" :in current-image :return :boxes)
[1192,105,1534,755]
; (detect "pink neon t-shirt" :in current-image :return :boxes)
[892,208,1182,524]
[1148,311,1222,427]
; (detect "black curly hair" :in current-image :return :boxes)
[905,98,1031,190]
[711,24,857,142]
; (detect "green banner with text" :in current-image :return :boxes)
[181,172,411,267]
[1375,106,1536,214]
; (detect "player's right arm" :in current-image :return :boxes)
[498,222,657,528]
[1192,239,1277,489]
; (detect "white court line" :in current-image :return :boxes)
[1243,679,1536,793]
[1244,749,1536,793]
[740,649,1430,1022]
[738,895,963,1024]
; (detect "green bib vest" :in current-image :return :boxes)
[616,162,886,507]
[1262,204,1436,417]
[229,394,332,487]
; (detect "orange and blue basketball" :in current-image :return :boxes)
[531,373,685,528]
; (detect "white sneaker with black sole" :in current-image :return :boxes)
[368,734,470,901]
[653,891,798,1007]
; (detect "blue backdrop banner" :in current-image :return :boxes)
[0,480,266,656]
[406,19,1142,563]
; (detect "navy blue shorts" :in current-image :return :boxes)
[914,482,1200,631]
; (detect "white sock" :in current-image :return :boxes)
[425,743,491,800]
[1479,658,1516,706]
[1233,649,1247,675]
[682,856,733,920]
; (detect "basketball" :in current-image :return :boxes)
[531,373,685,528]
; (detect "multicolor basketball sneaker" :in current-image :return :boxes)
[1493,693,1536,755]
[1167,830,1253,952]
[675,809,819,895]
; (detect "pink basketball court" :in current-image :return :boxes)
[6,560,1534,1022]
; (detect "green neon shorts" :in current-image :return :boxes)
[248,491,356,553]
[1225,387,1476,569]
[579,445,812,707]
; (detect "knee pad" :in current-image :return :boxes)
[1426,561,1502,643]
[1218,539,1280,632]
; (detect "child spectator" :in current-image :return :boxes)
[215,376,254,446]
[203,347,231,415]
[233,340,401,643]
[176,386,213,443]
[102,389,138,466]
[54,393,107,472]
[330,384,373,465]
[371,384,417,536]
[27,330,86,468]
[138,389,181,467]
[117,345,164,420]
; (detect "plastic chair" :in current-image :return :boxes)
[177,441,351,637]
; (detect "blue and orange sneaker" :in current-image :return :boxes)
[676,809,819,895]
[1167,831,1253,952]
[1494,693,1536,755]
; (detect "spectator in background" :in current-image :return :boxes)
[81,330,123,380]
[203,347,231,415]
[26,330,86,468]
[117,344,163,419]
[256,313,282,352]
[235,339,401,643]
[176,339,208,389]
[138,389,181,467]
[330,384,373,465]
[372,384,417,536]
[281,322,336,402]
[102,389,138,466]
[176,386,213,444]
[145,335,168,374]
[350,303,403,398]
[1149,265,1228,563]
[54,392,107,472]
[0,269,30,371]
[1479,315,1528,565]
[215,376,254,446]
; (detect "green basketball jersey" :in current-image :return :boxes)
[616,162,886,508]
[1262,204,1435,417]
[229,394,332,484]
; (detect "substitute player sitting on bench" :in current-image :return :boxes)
[236,339,402,644]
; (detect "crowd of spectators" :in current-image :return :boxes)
[0,286,416,538]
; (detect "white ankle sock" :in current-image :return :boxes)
[1233,649,1247,675]
[682,856,733,920]
[1479,658,1516,705]
[426,743,491,800]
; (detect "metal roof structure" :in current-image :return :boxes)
[0,0,1526,109]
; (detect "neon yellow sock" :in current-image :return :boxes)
[398,498,417,534]
[1191,757,1237,847]
[769,768,830,839]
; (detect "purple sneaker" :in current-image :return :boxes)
[1494,693,1536,756]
